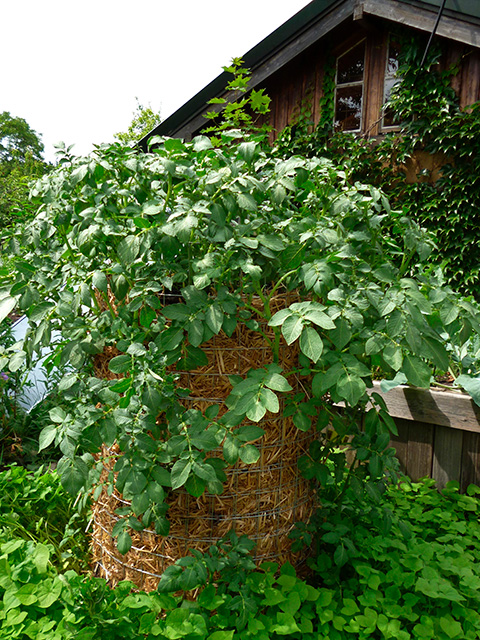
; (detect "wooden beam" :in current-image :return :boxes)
[370,381,480,434]
[361,0,480,48]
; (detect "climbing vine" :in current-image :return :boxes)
[275,33,480,300]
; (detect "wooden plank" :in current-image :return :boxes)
[312,49,326,126]
[362,0,480,48]
[363,31,386,136]
[460,50,480,107]
[403,419,435,481]
[442,41,464,97]
[460,431,480,490]
[432,425,464,489]
[370,381,480,433]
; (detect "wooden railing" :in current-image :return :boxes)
[370,382,480,490]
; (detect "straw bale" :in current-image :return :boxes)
[91,293,316,591]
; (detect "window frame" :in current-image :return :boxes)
[334,39,367,133]
[380,36,402,132]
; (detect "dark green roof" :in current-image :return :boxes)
[418,0,480,20]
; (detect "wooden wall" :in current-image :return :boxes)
[258,18,480,140]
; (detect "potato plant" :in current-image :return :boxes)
[0,133,479,552]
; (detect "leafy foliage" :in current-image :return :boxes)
[0,465,89,573]
[203,57,271,143]
[0,318,61,467]
[294,478,480,639]
[114,98,162,147]
[275,33,480,300]
[0,112,44,165]
[2,478,480,639]
[0,112,48,227]
[0,125,479,549]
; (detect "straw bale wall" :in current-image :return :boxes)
[90,294,316,591]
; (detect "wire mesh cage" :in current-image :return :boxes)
[90,294,316,591]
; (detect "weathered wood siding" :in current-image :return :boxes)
[258,19,480,139]
[371,382,480,490]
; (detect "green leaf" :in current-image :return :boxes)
[234,425,265,442]
[456,375,480,407]
[162,304,190,320]
[111,274,129,300]
[303,309,336,330]
[110,378,132,393]
[223,437,240,464]
[334,544,349,567]
[127,342,147,356]
[237,192,257,211]
[336,373,366,406]
[92,270,108,294]
[299,327,323,362]
[239,444,260,464]
[312,363,343,396]
[246,398,267,422]
[108,354,131,374]
[117,234,140,265]
[260,387,280,413]
[272,612,301,635]
[171,459,192,490]
[382,344,403,371]
[282,315,303,345]
[257,234,284,251]
[49,407,67,423]
[59,458,88,495]
[29,301,55,323]
[206,304,224,334]
[39,425,57,451]
[33,544,51,574]
[207,631,235,640]
[402,355,432,389]
[268,309,292,327]
[380,372,408,392]
[0,296,17,323]
[140,305,156,328]
[188,319,204,347]
[265,372,292,392]
[185,475,207,498]
[422,337,450,371]
[142,387,162,412]
[330,317,352,350]
[439,617,463,639]
[117,530,132,555]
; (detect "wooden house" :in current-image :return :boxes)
[139,0,480,147]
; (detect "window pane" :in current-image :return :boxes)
[335,85,363,131]
[337,42,365,84]
[383,40,401,128]
[387,42,401,77]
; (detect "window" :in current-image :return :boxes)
[382,39,401,129]
[334,41,366,132]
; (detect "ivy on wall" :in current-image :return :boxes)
[275,33,480,300]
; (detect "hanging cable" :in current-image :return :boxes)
[421,0,448,67]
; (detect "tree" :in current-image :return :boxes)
[0,112,48,226]
[0,111,44,166]
[114,99,161,146]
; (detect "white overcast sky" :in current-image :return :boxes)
[2,1,311,163]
